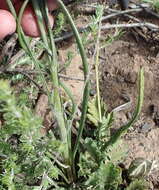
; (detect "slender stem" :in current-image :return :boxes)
[31,0,74,182]
[94,7,104,123]
[17,0,50,94]
[6,0,17,18]
[56,0,90,159]
[102,68,144,150]
[31,0,49,47]
[57,0,88,79]
[31,0,68,144]
[57,1,90,181]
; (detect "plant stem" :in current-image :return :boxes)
[102,68,144,150]
[57,0,90,178]
[34,0,73,182]
[6,0,17,18]
[17,0,49,94]
[31,0,68,144]
[94,7,104,123]
[57,0,89,80]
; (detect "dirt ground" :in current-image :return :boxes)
[99,31,159,189]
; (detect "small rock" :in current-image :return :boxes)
[140,123,152,133]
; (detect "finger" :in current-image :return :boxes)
[15,3,54,37]
[0,9,16,40]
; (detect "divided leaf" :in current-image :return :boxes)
[85,162,122,190]
[87,96,107,127]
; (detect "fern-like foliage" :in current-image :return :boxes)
[86,96,127,164]
[79,95,127,189]
[85,162,122,190]
[0,80,65,189]
[53,12,65,36]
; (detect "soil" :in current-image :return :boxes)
[99,33,159,189]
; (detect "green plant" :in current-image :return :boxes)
[0,0,147,189]
[142,0,159,12]
[0,80,59,189]
[126,179,149,190]
[78,4,145,188]
[53,12,65,36]
[77,68,144,189]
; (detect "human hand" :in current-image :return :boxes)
[0,0,58,40]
